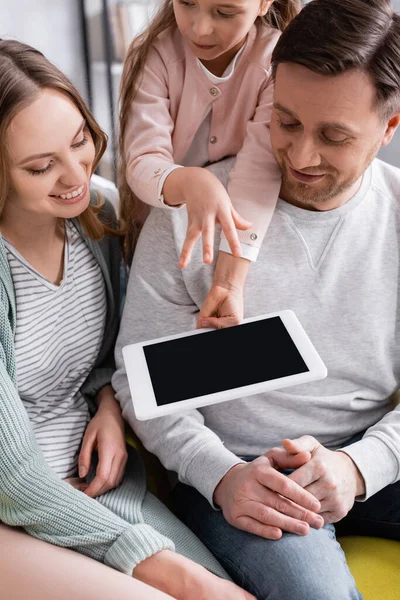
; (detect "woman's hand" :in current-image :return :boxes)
[133,550,255,600]
[162,167,251,268]
[197,252,250,329]
[78,386,128,498]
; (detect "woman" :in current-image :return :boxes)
[0,39,254,600]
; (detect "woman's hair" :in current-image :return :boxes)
[119,0,302,257]
[271,0,400,120]
[0,39,109,240]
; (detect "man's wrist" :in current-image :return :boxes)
[337,451,366,497]
[213,463,246,507]
[213,251,250,290]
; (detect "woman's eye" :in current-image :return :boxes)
[72,134,88,149]
[179,0,194,7]
[27,162,54,176]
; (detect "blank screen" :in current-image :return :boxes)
[143,317,309,407]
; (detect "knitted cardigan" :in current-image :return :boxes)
[0,195,174,575]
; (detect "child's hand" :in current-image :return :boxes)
[197,252,250,329]
[162,167,251,268]
[78,386,128,498]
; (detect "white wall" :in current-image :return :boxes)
[0,0,87,99]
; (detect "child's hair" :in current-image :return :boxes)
[119,0,302,257]
[0,39,111,240]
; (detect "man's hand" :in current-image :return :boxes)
[214,457,324,540]
[197,252,250,330]
[78,386,128,498]
[267,436,366,524]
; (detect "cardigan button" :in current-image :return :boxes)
[209,87,219,96]
[210,136,217,144]
[250,233,258,241]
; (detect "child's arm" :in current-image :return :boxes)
[123,46,251,265]
[199,75,281,328]
[224,73,281,259]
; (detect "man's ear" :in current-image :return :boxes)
[381,113,400,147]
[259,0,274,18]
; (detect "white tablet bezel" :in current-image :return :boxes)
[122,309,327,420]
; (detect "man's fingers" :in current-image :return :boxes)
[256,463,321,512]
[201,219,215,264]
[304,482,328,502]
[198,315,238,330]
[287,460,321,490]
[266,447,312,470]
[244,500,310,536]
[271,494,324,529]
[282,436,320,455]
[231,207,252,231]
[235,514,282,540]
[179,226,201,268]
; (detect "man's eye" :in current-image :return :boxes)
[322,132,349,145]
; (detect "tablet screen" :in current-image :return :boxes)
[143,316,309,407]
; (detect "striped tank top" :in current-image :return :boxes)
[4,220,106,479]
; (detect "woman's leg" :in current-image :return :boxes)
[0,524,175,600]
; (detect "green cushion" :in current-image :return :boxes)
[339,537,400,599]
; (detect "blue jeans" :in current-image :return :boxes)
[173,473,400,600]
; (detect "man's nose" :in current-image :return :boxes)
[287,136,321,171]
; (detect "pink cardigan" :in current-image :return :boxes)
[124,24,282,252]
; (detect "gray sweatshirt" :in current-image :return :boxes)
[113,159,400,506]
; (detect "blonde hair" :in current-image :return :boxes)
[0,39,110,240]
[119,0,302,257]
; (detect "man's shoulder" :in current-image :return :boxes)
[371,159,400,212]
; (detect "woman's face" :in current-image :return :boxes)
[6,89,96,221]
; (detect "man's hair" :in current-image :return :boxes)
[271,0,400,119]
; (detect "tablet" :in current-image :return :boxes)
[122,310,327,420]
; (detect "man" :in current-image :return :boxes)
[113,0,400,597]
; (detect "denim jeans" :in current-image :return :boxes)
[173,469,400,600]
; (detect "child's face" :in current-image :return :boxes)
[6,89,95,223]
[173,0,271,62]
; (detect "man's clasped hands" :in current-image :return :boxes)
[214,436,366,540]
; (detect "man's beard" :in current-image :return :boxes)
[277,153,353,206]
[275,146,378,207]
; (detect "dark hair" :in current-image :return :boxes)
[271,0,400,119]
[0,39,110,239]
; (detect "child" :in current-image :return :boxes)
[119,0,301,327]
